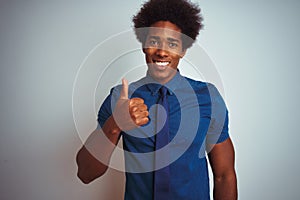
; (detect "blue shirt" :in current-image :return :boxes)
[98,72,229,200]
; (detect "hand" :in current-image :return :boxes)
[112,79,149,131]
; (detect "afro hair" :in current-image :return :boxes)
[133,0,203,49]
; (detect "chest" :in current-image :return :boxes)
[123,90,212,154]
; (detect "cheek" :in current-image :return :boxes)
[170,57,182,69]
[144,49,155,61]
[145,56,151,63]
[145,53,152,61]
[171,54,182,63]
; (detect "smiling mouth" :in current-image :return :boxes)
[153,60,170,67]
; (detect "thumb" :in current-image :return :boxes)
[120,78,128,99]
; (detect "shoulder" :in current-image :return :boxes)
[181,76,226,104]
[182,76,216,93]
[129,77,148,90]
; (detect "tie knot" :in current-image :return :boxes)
[160,86,168,97]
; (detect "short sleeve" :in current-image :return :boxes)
[97,94,113,129]
[206,83,229,144]
[97,86,121,129]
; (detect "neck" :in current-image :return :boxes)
[147,70,177,85]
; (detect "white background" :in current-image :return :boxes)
[0,0,299,199]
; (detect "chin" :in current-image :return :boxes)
[149,70,173,84]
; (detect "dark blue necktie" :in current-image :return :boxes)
[154,86,170,200]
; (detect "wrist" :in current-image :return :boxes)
[105,116,122,135]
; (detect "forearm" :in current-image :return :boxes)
[76,116,121,183]
[213,171,237,200]
[76,79,149,184]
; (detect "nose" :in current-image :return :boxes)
[155,46,169,57]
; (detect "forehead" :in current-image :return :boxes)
[147,21,183,40]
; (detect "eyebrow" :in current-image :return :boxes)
[167,38,180,43]
[148,36,160,41]
[148,36,180,43]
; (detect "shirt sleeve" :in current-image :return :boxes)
[97,94,113,129]
[97,85,122,129]
[97,84,124,129]
[206,83,230,144]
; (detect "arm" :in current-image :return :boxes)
[76,79,149,184]
[76,116,121,184]
[208,138,237,200]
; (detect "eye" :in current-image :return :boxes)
[169,42,178,48]
[149,40,159,47]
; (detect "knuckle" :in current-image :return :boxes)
[133,97,144,104]
[141,104,147,110]
[142,117,149,125]
[130,106,138,112]
[135,119,141,125]
[144,117,149,123]
[132,113,139,119]
[130,113,136,120]
[138,117,149,126]
[144,111,149,116]
[129,99,135,106]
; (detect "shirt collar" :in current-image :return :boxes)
[144,70,183,96]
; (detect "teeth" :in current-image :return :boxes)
[155,61,169,66]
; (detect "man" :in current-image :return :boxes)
[76,0,237,199]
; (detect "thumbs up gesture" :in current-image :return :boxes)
[112,79,149,131]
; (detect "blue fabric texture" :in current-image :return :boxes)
[154,86,170,200]
[97,71,229,200]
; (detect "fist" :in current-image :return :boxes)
[113,79,149,131]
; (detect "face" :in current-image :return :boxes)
[143,21,186,84]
